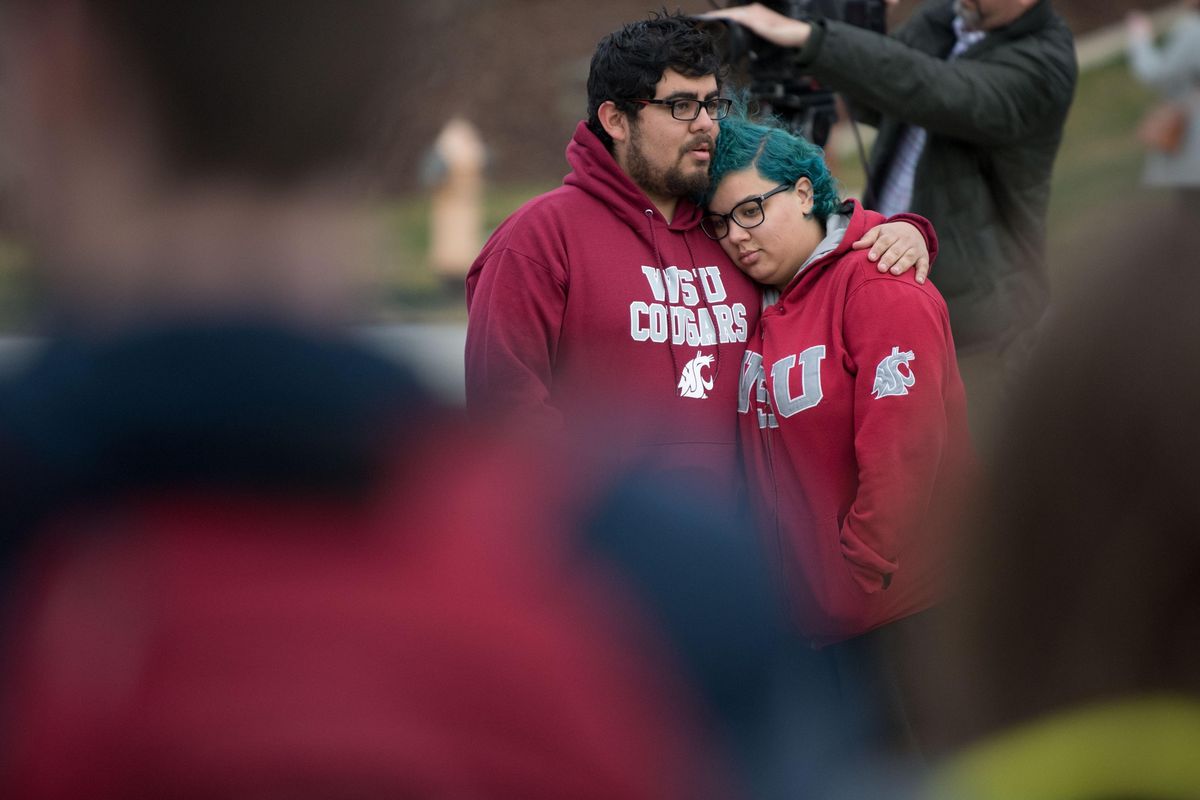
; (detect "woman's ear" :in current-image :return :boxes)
[597,101,630,145]
[794,177,814,214]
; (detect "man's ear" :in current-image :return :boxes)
[597,100,630,145]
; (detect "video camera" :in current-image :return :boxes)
[703,1,888,147]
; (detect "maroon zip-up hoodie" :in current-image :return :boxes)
[738,201,974,646]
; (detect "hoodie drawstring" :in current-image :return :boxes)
[644,208,721,395]
[681,229,720,385]
[644,209,681,389]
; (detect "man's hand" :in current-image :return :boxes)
[852,221,930,284]
[697,3,813,48]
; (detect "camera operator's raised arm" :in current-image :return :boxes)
[698,3,815,48]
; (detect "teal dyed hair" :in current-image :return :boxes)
[706,113,840,220]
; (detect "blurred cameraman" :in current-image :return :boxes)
[702,1,1077,446]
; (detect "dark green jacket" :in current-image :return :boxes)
[794,0,1077,349]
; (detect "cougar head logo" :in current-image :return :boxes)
[872,346,916,399]
[678,350,716,399]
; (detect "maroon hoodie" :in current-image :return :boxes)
[466,122,761,489]
[738,201,974,646]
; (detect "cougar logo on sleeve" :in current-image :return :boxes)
[678,350,716,399]
[872,347,916,399]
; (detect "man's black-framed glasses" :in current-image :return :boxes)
[701,183,794,241]
[633,97,733,121]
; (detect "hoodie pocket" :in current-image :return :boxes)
[783,513,880,640]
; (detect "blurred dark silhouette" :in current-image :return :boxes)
[900,203,1200,798]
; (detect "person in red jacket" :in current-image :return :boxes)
[704,113,975,754]
[465,13,934,494]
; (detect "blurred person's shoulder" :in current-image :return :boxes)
[1,414,744,799]
[0,323,429,555]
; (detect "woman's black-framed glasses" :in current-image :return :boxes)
[632,97,733,121]
[701,183,794,241]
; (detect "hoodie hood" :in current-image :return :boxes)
[779,200,881,300]
[562,122,705,236]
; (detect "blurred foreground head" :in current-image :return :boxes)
[0,8,794,799]
[925,204,1200,752]
[0,0,417,329]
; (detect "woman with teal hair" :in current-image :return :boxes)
[703,113,975,755]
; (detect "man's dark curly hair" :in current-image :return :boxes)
[586,12,724,153]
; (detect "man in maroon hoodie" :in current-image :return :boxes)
[466,12,933,492]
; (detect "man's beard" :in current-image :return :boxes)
[626,124,711,202]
